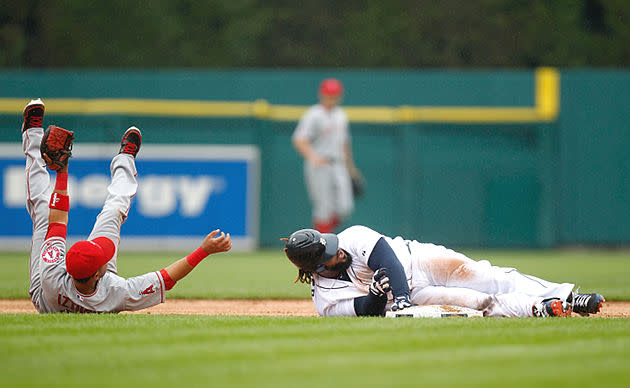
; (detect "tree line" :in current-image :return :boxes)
[2,0,628,68]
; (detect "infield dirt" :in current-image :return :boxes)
[0,299,628,317]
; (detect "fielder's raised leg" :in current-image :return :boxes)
[21,99,50,308]
[84,127,142,275]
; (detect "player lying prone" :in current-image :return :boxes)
[283,226,605,318]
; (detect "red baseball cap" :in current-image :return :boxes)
[66,239,114,279]
[319,78,344,97]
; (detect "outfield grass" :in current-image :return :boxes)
[1,314,629,388]
[1,249,629,300]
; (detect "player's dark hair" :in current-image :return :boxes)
[73,274,95,283]
[295,269,312,284]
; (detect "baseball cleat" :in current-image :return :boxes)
[532,298,572,317]
[568,292,605,316]
[22,98,45,133]
[119,126,142,158]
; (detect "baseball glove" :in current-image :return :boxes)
[351,174,366,198]
[41,125,74,171]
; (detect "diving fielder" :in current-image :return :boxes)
[283,226,605,317]
[22,98,231,313]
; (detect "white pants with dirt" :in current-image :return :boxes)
[405,241,575,317]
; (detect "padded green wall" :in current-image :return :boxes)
[1,69,627,247]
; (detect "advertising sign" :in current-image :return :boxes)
[0,143,259,251]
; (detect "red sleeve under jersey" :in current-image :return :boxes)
[46,223,67,240]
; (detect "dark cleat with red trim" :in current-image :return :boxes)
[22,98,45,133]
[119,126,142,158]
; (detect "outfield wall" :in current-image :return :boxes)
[0,69,628,248]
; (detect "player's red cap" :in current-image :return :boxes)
[319,78,344,97]
[66,239,114,279]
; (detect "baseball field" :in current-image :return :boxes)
[1,249,629,387]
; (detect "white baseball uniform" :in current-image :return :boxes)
[311,225,575,317]
[24,126,168,313]
[292,104,354,224]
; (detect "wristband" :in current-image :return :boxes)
[49,192,69,211]
[46,222,68,239]
[160,269,177,291]
[185,247,209,267]
[55,172,68,191]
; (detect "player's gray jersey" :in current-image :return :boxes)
[36,236,166,313]
[311,225,414,316]
[292,104,349,162]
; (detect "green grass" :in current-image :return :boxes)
[1,250,629,388]
[1,314,629,388]
[1,248,629,300]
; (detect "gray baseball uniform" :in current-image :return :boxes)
[24,126,168,313]
[292,104,353,224]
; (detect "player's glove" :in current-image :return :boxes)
[369,268,391,297]
[41,125,74,171]
[391,294,414,311]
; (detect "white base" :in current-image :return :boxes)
[385,304,484,318]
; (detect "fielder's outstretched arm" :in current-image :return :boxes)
[159,229,232,289]
[42,125,74,239]
[47,164,69,239]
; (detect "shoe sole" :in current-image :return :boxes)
[25,98,44,109]
[123,126,142,138]
[550,300,571,317]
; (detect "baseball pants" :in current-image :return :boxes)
[406,241,575,317]
[23,126,51,306]
[305,161,353,224]
[87,153,138,275]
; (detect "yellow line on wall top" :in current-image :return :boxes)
[0,68,559,123]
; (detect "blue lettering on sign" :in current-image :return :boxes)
[1,144,259,246]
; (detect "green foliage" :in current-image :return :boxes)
[2,0,630,67]
[1,249,629,300]
[1,314,630,387]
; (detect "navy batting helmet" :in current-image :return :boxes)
[284,229,339,272]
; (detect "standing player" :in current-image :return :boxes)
[292,78,363,233]
[283,226,605,317]
[22,98,232,313]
